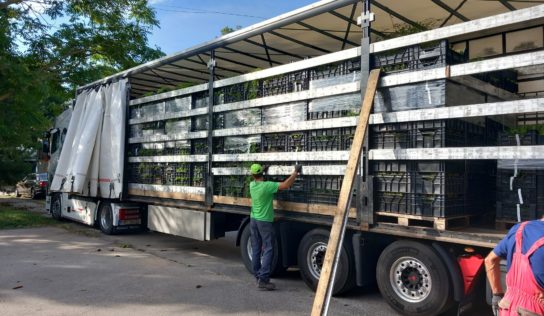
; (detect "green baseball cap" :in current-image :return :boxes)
[250,163,263,175]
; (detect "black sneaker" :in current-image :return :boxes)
[257,280,276,291]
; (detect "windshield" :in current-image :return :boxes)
[37,173,48,181]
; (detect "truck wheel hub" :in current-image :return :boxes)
[390,257,432,303]
[308,242,327,279]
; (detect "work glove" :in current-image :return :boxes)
[262,165,269,174]
[294,164,302,174]
[491,294,503,316]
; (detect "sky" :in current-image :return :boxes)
[147,0,318,55]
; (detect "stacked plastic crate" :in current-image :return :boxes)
[496,118,544,222]
[127,95,208,189]
[370,40,499,218]
[212,59,361,205]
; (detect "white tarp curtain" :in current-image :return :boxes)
[50,80,127,198]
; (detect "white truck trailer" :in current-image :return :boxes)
[44,1,544,315]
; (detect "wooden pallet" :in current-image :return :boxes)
[375,212,471,231]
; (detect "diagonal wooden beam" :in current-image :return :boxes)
[311,69,381,316]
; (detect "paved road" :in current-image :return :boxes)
[0,196,396,316]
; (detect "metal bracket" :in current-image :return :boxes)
[357,12,375,25]
[207,59,216,70]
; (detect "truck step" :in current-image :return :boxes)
[375,211,471,231]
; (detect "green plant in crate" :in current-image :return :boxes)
[507,124,544,136]
[152,164,162,185]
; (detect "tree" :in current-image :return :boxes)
[220,25,242,35]
[0,0,164,185]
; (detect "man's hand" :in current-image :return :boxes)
[294,164,302,174]
[492,294,503,316]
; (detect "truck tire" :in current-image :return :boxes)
[98,203,115,235]
[30,188,36,199]
[51,194,62,220]
[298,228,356,295]
[376,240,452,316]
[239,222,284,277]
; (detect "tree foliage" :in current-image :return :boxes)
[220,25,241,35]
[0,0,164,185]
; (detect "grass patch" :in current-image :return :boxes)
[0,206,57,229]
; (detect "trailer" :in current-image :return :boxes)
[44,1,544,315]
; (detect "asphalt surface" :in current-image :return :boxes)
[0,196,396,316]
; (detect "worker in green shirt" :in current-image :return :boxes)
[249,163,302,290]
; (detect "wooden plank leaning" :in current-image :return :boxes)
[310,69,381,316]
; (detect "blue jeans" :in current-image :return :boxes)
[250,219,274,283]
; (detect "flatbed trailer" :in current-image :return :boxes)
[45,1,544,315]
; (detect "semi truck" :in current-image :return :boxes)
[44,1,544,315]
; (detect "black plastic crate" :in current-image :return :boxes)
[485,118,506,146]
[411,120,483,148]
[497,169,542,190]
[308,129,342,151]
[262,132,306,152]
[374,173,411,193]
[371,123,411,149]
[213,175,250,197]
[192,163,206,187]
[412,173,465,195]
[372,161,411,173]
[213,136,261,154]
[262,71,309,97]
[496,202,539,222]
[192,139,208,155]
[309,58,360,80]
[164,163,192,186]
[306,176,342,205]
[375,192,410,214]
[192,116,208,131]
[308,110,350,120]
[498,130,544,146]
[410,194,466,217]
[473,70,517,93]
[370,120,486,149]
[412,161,466,174]
[371,40,464,73]
[498,188,540,206]
[341,127,356,151]
[215,80,261,104]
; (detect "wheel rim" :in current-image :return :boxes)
[52,197,61,217]
[307,241,327,280]
[100,207,112,230]
[390,256,432,303]
[247,237,254,261]
[246,238,266,265]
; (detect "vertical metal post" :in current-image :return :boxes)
[205,50,216,206]
[121,79,132,201]
[359,0,374,228]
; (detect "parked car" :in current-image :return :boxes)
[15,173,48,199]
